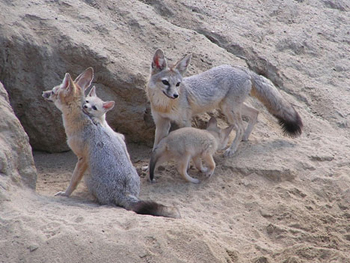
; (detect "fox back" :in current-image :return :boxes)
[85,122,140,206]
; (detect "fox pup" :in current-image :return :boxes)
[42,68,179,218]
[146,49,303,156]
[149,117,233,183]
[82,86,130,160]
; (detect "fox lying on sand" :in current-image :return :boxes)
[42,68,180,218]
[146,49,303,156]
[149,117,233,183]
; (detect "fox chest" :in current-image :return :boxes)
[67,136,88,157]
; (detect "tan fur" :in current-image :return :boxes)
[149,117,233,183]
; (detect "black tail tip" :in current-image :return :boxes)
[132,201,181,219]
[277,112,303,137]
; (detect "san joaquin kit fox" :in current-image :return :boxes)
[149,117,233,183]
[42,68,179,218]
[146,49,303,156]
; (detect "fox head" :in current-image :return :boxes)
[83,86,115,120]
[206,117,234,151]
[149,49,191,99]
[42,67,94,112]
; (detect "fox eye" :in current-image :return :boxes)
[176,82,181,87]
[85,100,89,103]
[161,80,170,86]
[92,106,97,110]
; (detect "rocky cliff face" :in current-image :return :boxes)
[1,1,349,153]
[0,82,37,191]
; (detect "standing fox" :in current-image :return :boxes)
[146,49,303,156]
[149,117,233,183]
[42,68,179,218]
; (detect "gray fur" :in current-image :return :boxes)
[147,50,303,156]
[84,121,140,208]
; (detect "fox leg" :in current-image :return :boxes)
[241,103,259,141]
[55,157,88,196]
[192,156,208,173]
[153,114,171,150]
[202,154,216,177]
[177,154,200,183]
[222,104,245,157]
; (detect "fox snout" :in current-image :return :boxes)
[162,90,179,99]
[42,90,53,101]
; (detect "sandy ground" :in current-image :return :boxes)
[27,121,350,263]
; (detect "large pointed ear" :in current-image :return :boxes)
[103,101,115,111]
[61,73,76,95]
[74,67,94,90]
[151,49,167,74]
[174,53,191,75]
[87,86,97,97]
[61,73,70,89]
[207,117,217,129]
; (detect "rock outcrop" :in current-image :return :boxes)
[0,82,37,192]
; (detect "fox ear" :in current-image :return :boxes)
[103,101,115,111]
[61,73,76,95]
[207,117,217,128]
[61,73,72,90]
[87,86,97,97]
[175,53,191,75]
[75,67,94,90]
[152,49,167,74]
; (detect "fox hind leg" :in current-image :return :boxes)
[192,156,208,173]
[222,104,245,157]
[202,154,216,177]
[241,103,259,141]
[177,153,200,183]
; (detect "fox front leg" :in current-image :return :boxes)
[153,115,171,150]
[55,157,88,197]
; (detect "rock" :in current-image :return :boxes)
[0,0,243,152]
[0,82,37,189]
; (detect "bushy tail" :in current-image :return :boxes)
[131,200,181,218]
[149,142,167,182]
[249,70,303,137]
[119,194,180,218]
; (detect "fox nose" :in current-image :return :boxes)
[173,94,178,98]
[83,105,88,108]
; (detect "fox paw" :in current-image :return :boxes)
[204,170,214,177]
[191,178,200,184]
[224,148,235,157]
[54,191,69,197]
[200,167,208,173]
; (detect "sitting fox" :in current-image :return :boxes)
[42,68,179,218]
[146,49,303,156]
[149,117,233,183]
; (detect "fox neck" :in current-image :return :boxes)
[61,103,91,136]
